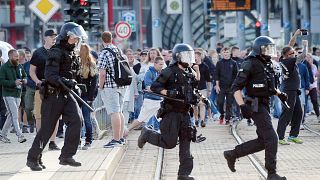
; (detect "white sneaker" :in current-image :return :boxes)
[18,136,26,143]
[300,124,305,130]
[0,135,11,143]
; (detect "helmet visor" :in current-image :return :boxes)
[180,51,195,66]
[67,25,88,42]
[261,44,276,57]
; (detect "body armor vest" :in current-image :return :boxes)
[246,57,277,97]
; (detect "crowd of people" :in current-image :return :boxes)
[0,23,320,179]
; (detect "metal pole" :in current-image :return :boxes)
[237,11,245,50]
[133,0,141,50]
[103,0,109,31]
[182,0,193,46]
[151,0,162,47]
[25,0,34,49]
[302,0,311,42]
[139,0,143,48]
[283,0,291,44]
[260,0,268,36]
[291,0,297,32]
[210,12,218,50]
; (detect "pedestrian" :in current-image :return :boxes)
[26,22,86,171]
[224,36,287,180]
[138,43,202,180]
[0,49,27,143]
[97,31,127,148]
[28,29,61,150]
[215,47,238,125]
[0,49,7,129]
[193,49,211,127]
[125,56,165,134]
[77,43,98,150]
[277,29,307,145]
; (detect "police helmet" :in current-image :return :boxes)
[171,43,195,66]
[56,22,88,43]
[250,36,276,57]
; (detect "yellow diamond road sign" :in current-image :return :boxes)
[29,0,60,23]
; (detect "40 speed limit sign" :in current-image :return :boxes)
[115,21,132,39]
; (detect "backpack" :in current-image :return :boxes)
[103,47,132,86]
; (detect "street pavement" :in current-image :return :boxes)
[1,115,320,180]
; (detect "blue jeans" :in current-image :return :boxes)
[271,95,282,118]
[81,97,93,143]
[146,115,160,131]
[209,85,219,115]
[133,93,144,119]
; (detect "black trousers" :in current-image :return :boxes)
[146,111,193,176]
[234,103,278,174]
[307,88,319,117]
[27,93,82,162]
[216,87,234,120]
[277,90,303,140]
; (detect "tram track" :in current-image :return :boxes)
[156,121,267,180]
[231,122,268,180]
[303,122,320,136]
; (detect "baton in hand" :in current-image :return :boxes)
[281,100,290,110]
[58,79,94,112]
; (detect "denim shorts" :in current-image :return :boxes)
[101,88,126,114]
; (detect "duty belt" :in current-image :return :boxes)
[163,103,189,113]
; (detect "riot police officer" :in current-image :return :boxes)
[26,22,86,171]
[138,44,199,180]
[223,36,287,180]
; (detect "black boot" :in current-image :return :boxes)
[267,173,287,180]
[26,161,42,171]
[201,120,206,127]
[177,175,195,180]
[48,141,61,150]
[37,154,46,169]
[223,150,236,172]
[137,127,150,148]
[59,157,81,166]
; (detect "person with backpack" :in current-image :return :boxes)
[98,31,131,148]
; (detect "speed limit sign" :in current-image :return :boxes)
[115,21,132,39]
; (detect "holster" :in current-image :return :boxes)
[244,97,259,112]
[191,126,197,142]
[179,126,196,142]
[39,82,48,100]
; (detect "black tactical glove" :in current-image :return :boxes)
[240,104,253,119]
[167,89,178,98]
[61,77,77,89]
[278,92,288,102]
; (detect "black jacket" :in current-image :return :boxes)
[215,58,238,89]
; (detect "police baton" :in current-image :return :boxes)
[281,100,290,110]
[143,90,185,103]
[58,79,94,112]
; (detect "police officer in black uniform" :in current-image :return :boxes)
[26,22,86,171]
[138,44,203,180]
[223,36,287,180]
